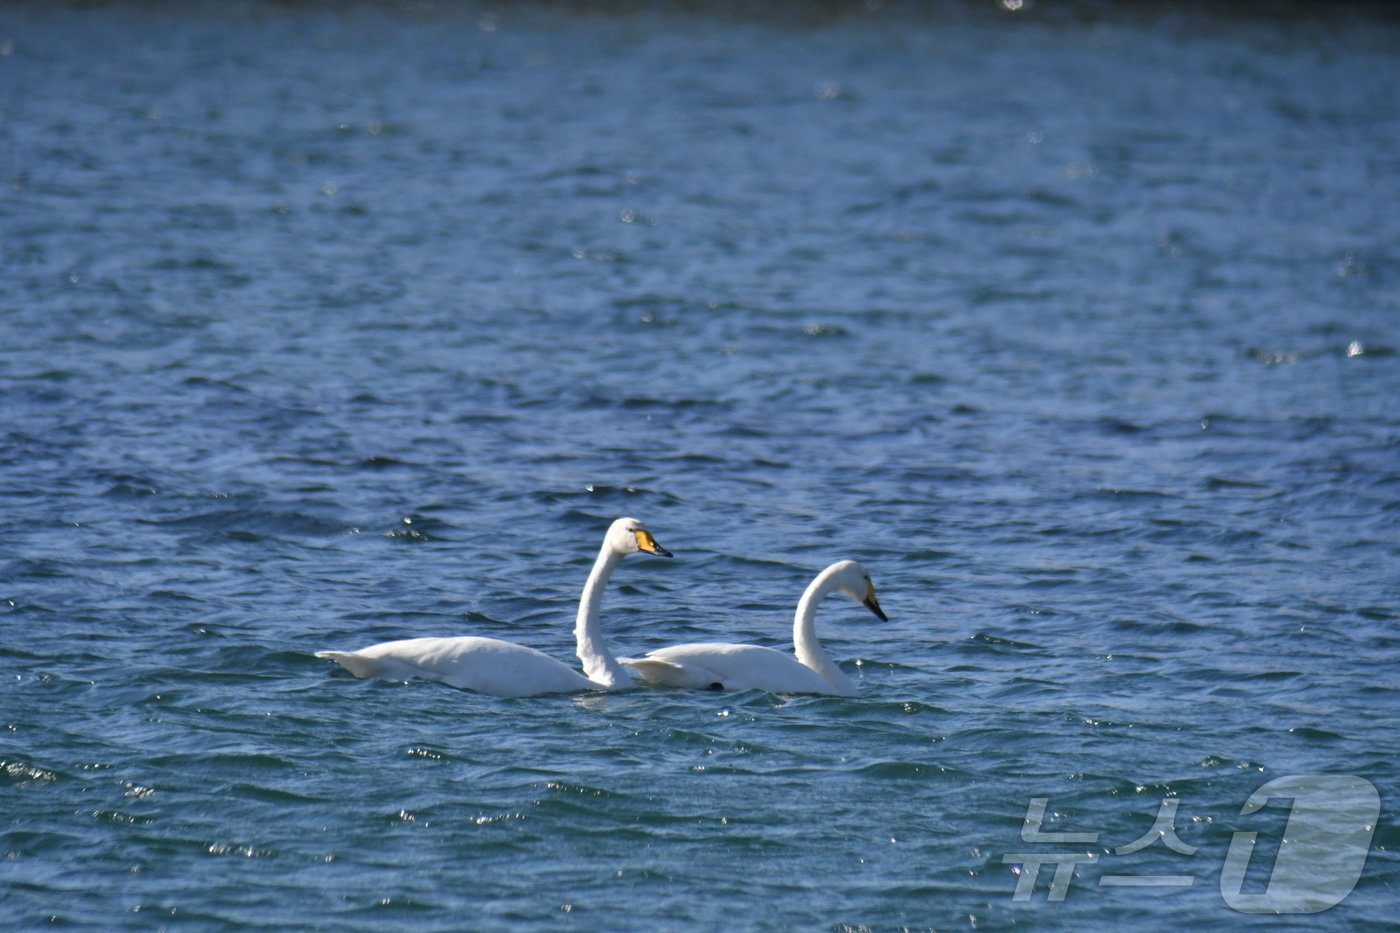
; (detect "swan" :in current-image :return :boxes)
[621,560,886,696]
[314,517,671,697]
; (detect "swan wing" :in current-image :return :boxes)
[628,643,853,696]
[316,636,594,697]
[619,655,728,689]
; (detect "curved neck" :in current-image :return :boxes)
[793,565,856,692]
[574,541,629,688]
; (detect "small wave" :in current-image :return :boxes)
[225,781,327,804]
[534,484,683,506]
[1285,725,1345,742]
[540,779,628,800]
[1202,475,1273,491]
[90,808,155,825]
[1107,617,1211,636]
[101,479,159,498]
[965,631,1043,651]
[138,507,356,541]
[0,828,84,855]
[1,558,72,581]
[381,513,453,542]
[204,841,278,858]
[148,751,299,777]
[1,760,62,785]
[1094,485,1179,500]
[358,455,417,470]
[843,758,960,780]
[529,781,641,821]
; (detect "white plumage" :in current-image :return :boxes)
[315,518,671,697]
[622,560,887,697]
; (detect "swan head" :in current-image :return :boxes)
[828,560,888,621]
[608,517,673,558]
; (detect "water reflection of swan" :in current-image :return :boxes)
[315,518,671,697]
[622,560,886,696]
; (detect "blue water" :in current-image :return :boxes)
[3,1,1398,929]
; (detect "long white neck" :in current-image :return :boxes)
[574,541,629,688]
[792,565,857,693]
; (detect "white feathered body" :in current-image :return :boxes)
[624,642,856,696]
[316,636,593,697]
[620,560,883,697]
[314,517,671,697]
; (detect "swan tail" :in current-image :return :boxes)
[315,650,378,679]
[620,657,725,690]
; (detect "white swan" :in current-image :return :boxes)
[314,517,671,697]
[621,560,886,697]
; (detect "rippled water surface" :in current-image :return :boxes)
[3,1,1398,929]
